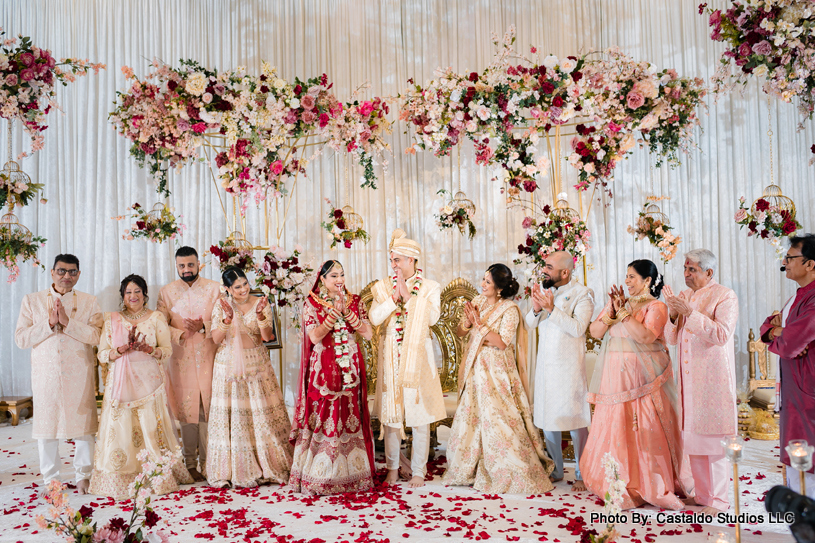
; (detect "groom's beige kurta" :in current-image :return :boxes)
[14,287,103,439]
[370,276,446,428]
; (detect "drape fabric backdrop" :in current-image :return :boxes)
[1,0,811,403]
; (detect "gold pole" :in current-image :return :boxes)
[801,470,807,496]
[733,462,741,543]
[201,146,229,227]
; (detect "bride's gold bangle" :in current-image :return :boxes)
[461,321,473,331]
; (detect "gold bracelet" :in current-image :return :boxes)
[461,321,473,331]
[347,313,361,329]
[616,309,631,322]
[216,320,230,332]
[258,317,273,329]
[601,314,618,326]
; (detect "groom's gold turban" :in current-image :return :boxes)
[389,229,421,259]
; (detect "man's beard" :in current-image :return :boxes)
[541,276,555,289]
[181,272,198,283]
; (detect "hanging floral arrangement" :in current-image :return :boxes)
[627,199,682,263]
[113,202,185,243]
[514,205,591,275]
[1,219,45,283]
[735,195,801,257]
[0,28,104,159]
[207,239,256,274]
[321,199,370,249]
[434,189,476,239]
[255,245,314,329]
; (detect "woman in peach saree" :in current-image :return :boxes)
[581,259,689,510]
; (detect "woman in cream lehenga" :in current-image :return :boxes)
[581,259,690,510]
[206,267,293,488]
[90,275,192,499]
[442,264,554,494]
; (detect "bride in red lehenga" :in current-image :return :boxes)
[289,260,377,494]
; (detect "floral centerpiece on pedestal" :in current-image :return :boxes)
[207,239,256,274]
[321,199,370,249]
[255,245,314,329]
[435,189,476,239]
[514,205,591,278]
[36,449,175,543]
[735,195,801,257]
[113,202,185,244]
[627,199,681,263]
[0,27,104,159]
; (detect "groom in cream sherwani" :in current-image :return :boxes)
[525,251,594,491]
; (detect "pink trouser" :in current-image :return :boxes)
[689,454,730,510]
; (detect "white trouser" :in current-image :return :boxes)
[38,435,94,484]
[543,427,589,481]
[180,395,208,471]
[787,468,815,500]
[384,424,430,478]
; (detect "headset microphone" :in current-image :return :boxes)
[780,266,787,272]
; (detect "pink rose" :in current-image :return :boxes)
[521,216,533,229]
[301,110,316,124]
[319,113,329,128]
[626,90,645,109]
[177,119,190,132]
[19,68,36,82]
[752,40,772,57]
[5,73,18,86]
[734,209,748,223]
[300,94,316,110]
[709,10,721,27]
[738,43,752,58]
[202,92,213,104]
[191,122,207,133]
[270,160,284,175]
[19,52,35,67]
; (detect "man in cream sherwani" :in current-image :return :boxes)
[14,254,103,494]
[156,246,222,482]
[370,229,446,488]
[525,251,594,491]
[664,249,738,514]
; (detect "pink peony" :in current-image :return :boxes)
[734,209,748,223]
[301,110,316,124]
[626,90,645,109]
[358,101,374,116]
[5,73,18,86]
[19,68,36,82]
[319,113,329,128]
[19,52,35,67]
[752,40,773,57]
[94,527,125,543]
[191,122,207,133]
[270,160,284,175]
[521,216,534,229]
[300,94,316,110]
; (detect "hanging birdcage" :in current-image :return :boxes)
[550,192,579,221]
[450,190,476,217]
[751,184,796,220]
[0,212,33,243]
[644,202,670,226]
[224,230,253,251]
[340,205,364,231]
[1,161,33,211]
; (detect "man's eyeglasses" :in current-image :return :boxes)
[54,269,79,277]
[782,254,808,264]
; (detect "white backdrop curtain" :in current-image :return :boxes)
[1,0,811,403]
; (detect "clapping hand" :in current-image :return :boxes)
[256,296,269,321]
[663,285,691,318]
[183,317,204,334]
[219,298,234,325]
[463,301,481,329]
[131,330,153,355]
[531,283,555,313]
[608,285,626,315]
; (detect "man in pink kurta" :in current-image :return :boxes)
[760,234,815,499]
[156,246,221,481]
[664,249,738,513]
[14,254,103,494]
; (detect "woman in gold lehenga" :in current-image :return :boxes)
[90,274,191,499]
[206,267,293,488]
[443,264,554,494]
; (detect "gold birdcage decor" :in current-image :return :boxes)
[451,190,476,217]
[550,192,580,222]
[0,211,32,243]
[340,205,364,231]
[224,230,253,251]
[751,184,796,221]
[643,201,670,225]
[0,160,44,212]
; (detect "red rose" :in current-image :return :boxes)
[333,209,343,219]
[78,505,94,519]
[136,221,146,230]
[260,85,269,93]
[571,70,583,82]
[20,68,36,82]
[468,72,479,82]
[144,509,160,528]
[337,218,346,230]
[783,221,797,235]
[541,82,555,94]
[754,198,770,212]
[523,179,537,192]
[552,96,564,107]
[215,152,229,168]
[760,229,769,238]
[294,84,302,96]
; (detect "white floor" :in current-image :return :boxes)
[0,416,795,543]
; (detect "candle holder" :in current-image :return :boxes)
[722,436,745,543]
[785,439,814,495]
[708,532,735,543]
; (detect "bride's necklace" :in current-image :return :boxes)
[629,292,653,304]
[122,306,148,320]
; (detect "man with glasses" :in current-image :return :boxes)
[14,254,103,495]
[761,234,815,498]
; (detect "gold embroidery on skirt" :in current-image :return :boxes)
[110,448,127,471]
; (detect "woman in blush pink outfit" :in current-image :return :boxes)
[581,259,688,510]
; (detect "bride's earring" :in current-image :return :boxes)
[319,281,329,299]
